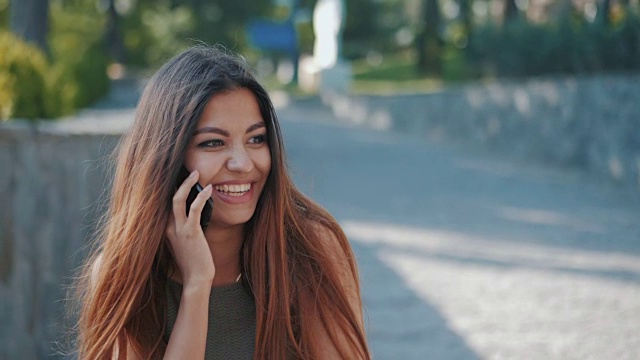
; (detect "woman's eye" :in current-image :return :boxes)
[249,134,267,145]
[198,139,224,148]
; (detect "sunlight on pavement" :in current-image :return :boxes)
[344,220,640,360]
[343,221,640,276]
[493,206,606,233]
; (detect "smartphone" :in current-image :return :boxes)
[176,166,214,230]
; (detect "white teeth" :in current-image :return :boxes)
[214,183,251,195]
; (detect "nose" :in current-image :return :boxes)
[226,148,253,173]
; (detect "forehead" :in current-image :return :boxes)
[197,88,264,129]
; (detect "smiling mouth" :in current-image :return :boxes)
[214,183,252,197]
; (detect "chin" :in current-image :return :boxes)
[213,210,256,228]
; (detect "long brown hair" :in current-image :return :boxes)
[74,46,370,359]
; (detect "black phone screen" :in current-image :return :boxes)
[177,166,214,230]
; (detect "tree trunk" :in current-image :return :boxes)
[105,0,126,63]
[459,0,473,40]
[10,0,50,53]
[416,0,442,75]
[598,0,611,25]
[503,0,518,23]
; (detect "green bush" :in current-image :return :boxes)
[50,40,110,110]
[49,3,110,110]
[0,0,7,29]
[0,31,51,120]
[0,28,110,121]
[0,70,15,119]
[0,2,111,121]
[467,11,640,78]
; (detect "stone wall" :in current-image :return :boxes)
[0,117,126,360]
[324,74,640,189]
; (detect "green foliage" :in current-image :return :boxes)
[467,11,640,78]
[121,0,269,67]
[49,3,110,109]
[0,0,8,29]
[49,41,110,112]
[0,31,51,120]
[0,2,110,120]
[442,47,473,81]
[342,0,406,59]
[296,20,315,55]
[121,2,195,67]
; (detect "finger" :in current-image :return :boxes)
[186,184,213,227]
[172,169,200,222]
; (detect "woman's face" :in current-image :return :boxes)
[183,88,272,229]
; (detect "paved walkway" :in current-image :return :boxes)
[92,81,640,359]
[277,98,640,360]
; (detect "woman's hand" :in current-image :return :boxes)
[165,169,215,287]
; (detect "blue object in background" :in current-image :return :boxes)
[247,19,299,84]
[247,20,297,53]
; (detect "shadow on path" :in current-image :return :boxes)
[280,102,640,257]
[351,240,481,360]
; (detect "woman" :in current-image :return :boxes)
[74,46,370,359]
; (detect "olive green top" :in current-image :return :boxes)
[164,278,256,359]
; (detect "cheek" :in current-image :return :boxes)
[256,149,272,175]
[187,155,226,183]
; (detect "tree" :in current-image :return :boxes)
[10,0,49,52]
[105,0,125,63]
[416,0,442,75]
[460,0,473,34]
[503,0,518,23]
[597,0,611,25]
[459,0,474,51]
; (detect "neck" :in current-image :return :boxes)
[204,224,244,287]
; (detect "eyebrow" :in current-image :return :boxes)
[193,122,265,137]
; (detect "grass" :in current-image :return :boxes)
[350,51,444,95]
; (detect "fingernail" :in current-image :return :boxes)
[189,170,197,177]
[204,184,212,191]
